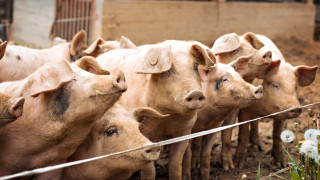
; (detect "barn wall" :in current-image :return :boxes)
[11,0,55,48]
[101,1,315,46]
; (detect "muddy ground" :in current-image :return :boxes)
[129,37,320,180]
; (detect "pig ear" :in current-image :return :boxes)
[74,56,110,75]
[133,107,170,134]
[229,56,250,75]
[30,60,75,97]
[0,41,7,60]
[135,45,172,74]
[82,38,106,57]
[70,30,87,56]
[295,65,318,87]
[198,66,215,82]
[190,44,216,67]
[211,33,241,55]
[9,97,25,118]
[120,36,137,49]
[243,32,264,50]
[256,59,281,79]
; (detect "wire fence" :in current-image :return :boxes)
[0,101,320,180]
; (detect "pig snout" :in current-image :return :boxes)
[113,71,127,92]
[183,90,205,110]
[142,146,161,161]
[287,107,302,118]
[260,51,272,64]
[253,85,263,99]
[9,97,25,118]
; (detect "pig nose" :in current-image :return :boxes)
[253,85,263,99]
[113,71,127,92]
[261,51,272,64]
[183,90,205,110]
[143,146,161,161]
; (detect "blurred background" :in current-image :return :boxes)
[0,0,319,48]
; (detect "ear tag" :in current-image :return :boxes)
[150,57,158,66]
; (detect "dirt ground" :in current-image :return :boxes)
[129,37,320,180]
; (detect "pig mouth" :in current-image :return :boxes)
[90,89,125,98]
[0,117,19,121]
[0,117,18,127]
[110,154,158,163]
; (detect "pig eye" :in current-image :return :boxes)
[295,85,298,91]
[105,127,118,137]
[216,76,229,90]
[222,77,229,82]
[231,49,238,54]
[272,83,280,90]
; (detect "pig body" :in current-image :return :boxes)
[210,32,272,170]
[63,103,165,180]
[0,58,127,178]
[233,35,318,168]
[0,31,86,82]
[182,58,264,180]
[96,40,215,179]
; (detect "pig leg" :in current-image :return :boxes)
[182,143,192,180]
[141,161,156,180]
[200,133,216,180]
[221,109,239,171]
[191,136,202,169]
[169,139,190,180]
[272,119,287,168]
[233,109,251,168]
[249,121,263,152]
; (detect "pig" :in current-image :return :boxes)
[0,56,127,179]
[182,56,264,180]
[96,40,215,179]
[62,103,168,180]
[211,32,272,170]
[0,30,87,82]
[83,35,137,58]
[233,35,318,168]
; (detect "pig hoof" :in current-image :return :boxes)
[222,158,234,171]
[191,158,200,169]
[273,153,287,168]
[249,144,263,152]
[182,174,191,180]
[233,153,247,169]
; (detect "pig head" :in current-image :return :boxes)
[211,32,272,82]
[196,56,263,131]
[0,57,127,177]
[63,104,167,180]
[254,60,318,119]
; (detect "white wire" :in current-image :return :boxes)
[0,101,319,180]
